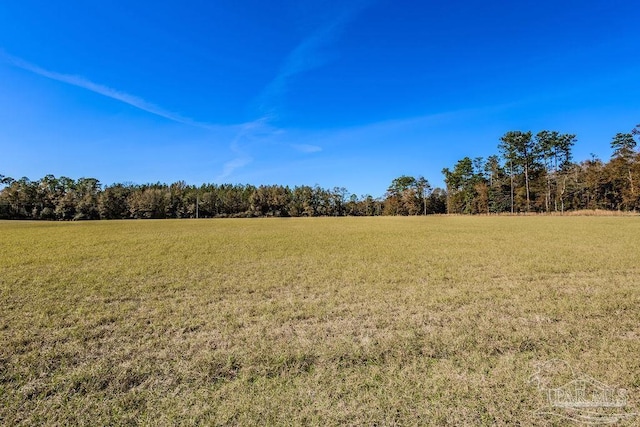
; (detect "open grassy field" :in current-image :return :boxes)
[1,216,640,425]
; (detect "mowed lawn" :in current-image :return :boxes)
[1,217,639,425]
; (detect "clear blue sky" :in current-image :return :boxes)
[1,1,639,196]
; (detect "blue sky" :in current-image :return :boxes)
[1,1,639,196]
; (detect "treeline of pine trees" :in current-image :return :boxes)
[1,125,638,220]
[442,126,640,214]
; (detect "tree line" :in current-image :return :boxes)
[0,176,447,220]
[442,125,640,214]
[1,124,638,219]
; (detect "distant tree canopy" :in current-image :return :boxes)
[442,126,640,213]
[2,125,638,219]
[0,177,446,220]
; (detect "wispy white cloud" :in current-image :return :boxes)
[291,143,322,153]
[257,2,371,115]
[214,118,276,181]
[219,2,372,180]
[216,156,253,181]
[0,50,212,128]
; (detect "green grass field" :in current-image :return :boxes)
[1,217,640,425]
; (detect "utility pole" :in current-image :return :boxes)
[196,194,199,219]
